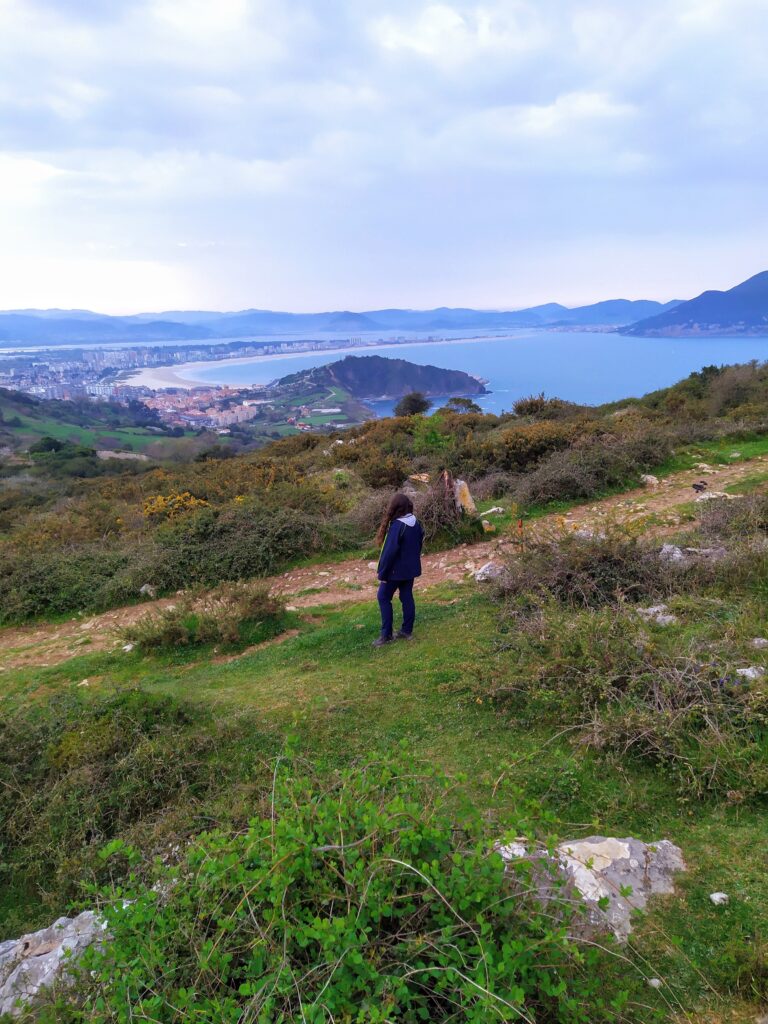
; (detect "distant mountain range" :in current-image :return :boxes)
[622,271,768,337]
[276,355,488,399]
[0,298,682,346]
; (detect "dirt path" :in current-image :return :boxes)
[1,457,764,672]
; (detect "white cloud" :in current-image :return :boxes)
[0,0,766,310]
[373,2,547,65]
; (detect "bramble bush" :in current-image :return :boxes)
[78,754,654,1023]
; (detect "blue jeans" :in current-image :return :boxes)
[377,579,415,638]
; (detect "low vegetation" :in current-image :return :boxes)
[121,581,286,651]
[2,363,768,1021]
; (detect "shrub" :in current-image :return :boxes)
[495,528,682,610]
[81,755,648,1023]
[512,394,583,420]
[0,690,277,933]
[493,421,576,472]
[0,544,132,624]
[121,582,285,651]
[470,471,518,502]
[513,432,672,508]
[488,604,768,802]
[697,493,768,539]
[143,491,210,520]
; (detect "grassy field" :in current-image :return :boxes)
[5,412,193,451]
[3,576,766,1020]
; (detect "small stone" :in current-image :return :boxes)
[750,638,768,649]
[636,605,678,627]
[647,978,663,989]
[122,643,135,653]
[139,583,157,599]
[709,892,729,906]
[77,679,89,688]
[367,561,377,570]
[480,506,505,516]
[735,667,765,681]
[481,520,497,533]
[640,474,659,487]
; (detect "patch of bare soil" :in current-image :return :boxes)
[1,458,764,672]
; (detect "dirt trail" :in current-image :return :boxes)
[1,457,764,672]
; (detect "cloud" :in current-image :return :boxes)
[0,0,766,310]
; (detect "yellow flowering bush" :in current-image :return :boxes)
[142,491,210,520]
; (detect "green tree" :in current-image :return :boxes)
[444,396,482,414]
[394,391,431,416]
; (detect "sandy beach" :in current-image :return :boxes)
[118,335,518,390]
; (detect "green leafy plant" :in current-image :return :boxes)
[80,754,650,1023]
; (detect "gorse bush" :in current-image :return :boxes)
[495,528,681,611]
[511,432,672,508]
[121,581,285,651]
[80,754,652,1023]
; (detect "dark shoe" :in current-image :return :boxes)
[372,635,393,648]
[395,631,413,640]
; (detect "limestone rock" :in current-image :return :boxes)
[636,604,678,627]
[640,474,659,487]
[659,544,685,563]
[750,638,768,649]
[474,561,506,583]
[735,666,765,681]
[139,583,157,599]
[499,836,686,942]
[0,911,105,1018]
[709,892,729,906]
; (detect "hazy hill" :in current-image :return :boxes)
[622,271,768,336]
[0,313,211,345]
[0,298,681,344]
[276,354,488,398]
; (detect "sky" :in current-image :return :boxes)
[1,0,767,314]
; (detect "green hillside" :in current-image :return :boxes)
[2,363,768,1021]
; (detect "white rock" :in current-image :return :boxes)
[480,506,505,516]
[647,978,663,989]
[750,638,768,649]
[474,562,506,583]
[640,474,659,487]
[695,491,740,502]
[0,911,106,1018]
[709,892,729,906]
[659,544,685,563]
[122,643,135,653]
[735,666,765,681]
[636,605,678,627]
[139,583,157,599]
[367,561,377,570]
[500,836,686,942]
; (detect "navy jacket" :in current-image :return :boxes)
[378,514,424,581]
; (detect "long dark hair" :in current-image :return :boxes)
[376,492,414,545]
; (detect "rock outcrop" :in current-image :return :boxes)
[0,911,104,1018]
[498,835,686,942]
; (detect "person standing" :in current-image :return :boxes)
[373,493,424,647]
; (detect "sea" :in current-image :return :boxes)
[174,330,768,417]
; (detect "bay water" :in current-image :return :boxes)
[177,330,768,416]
